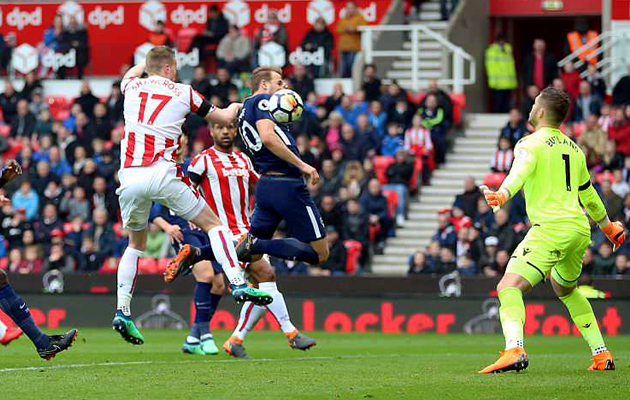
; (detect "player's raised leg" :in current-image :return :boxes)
[0,269,77,359]
[183,262,223,356]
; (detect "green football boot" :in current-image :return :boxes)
[112,312,145,345]
[200,334,219,355]
[231,284,273,306]
[182,342,206,355]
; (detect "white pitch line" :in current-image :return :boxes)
[0,353,404,373]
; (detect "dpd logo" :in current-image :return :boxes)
[88,6,124,29]
[170,5,206,28]
[42,49,76,71]
[307,0,335,25]
[254,4,291,24]
[5,6,43,30]
[11,43,38,74]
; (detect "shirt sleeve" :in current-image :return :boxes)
[188,86,214,117]
[252,96,273,122]
[578,152,607,222]
[187,153,207,177]
[120,77,135,94]
[148,203,163,223]
[244,154,260,183]
[500,138,537,198]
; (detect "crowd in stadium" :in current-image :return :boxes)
[1,6,630,279]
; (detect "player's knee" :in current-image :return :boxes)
[0,268,8,286]
[194,263,214,283]
[257,265,276,282]
[212,274,225,294]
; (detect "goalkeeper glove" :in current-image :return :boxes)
[479,185,508,213]
[602,221,626,252]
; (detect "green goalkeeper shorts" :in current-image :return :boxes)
[506,224,591,287]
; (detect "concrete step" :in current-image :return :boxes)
[402,41,442,51]
[432,170,487,179]
[406,211,437,220]
[395,230,435,239]
[451,147,494,157]
[419,11,441,21]
[385,246,425,256]
[392,60,442,69]
[420,2,441,12]
[373,254,411,265]
[448,153,493,163]
[386,70,442,79]
[409,21,448,30]
[455,137,498,146]
[403,219,438,229]
[370,264,408,275]
[419,186,460,196]
[430,179,469,189]
[409,202,447,211]
[468,113,509,128]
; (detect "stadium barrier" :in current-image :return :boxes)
[3,274,630,334]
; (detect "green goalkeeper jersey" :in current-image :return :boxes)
[500,127,598,235]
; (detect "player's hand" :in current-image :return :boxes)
[166,225,184,244]
[188,221,200,231]
[602,221,626,252]
[1,160,22,183]
[301,164,319,185]
[0,195,10,206]
[479,185,508,213]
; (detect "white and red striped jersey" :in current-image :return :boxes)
[490,149,514,172]
[404,127,433,156]
[188,147,259,237]
[120,75,214,168]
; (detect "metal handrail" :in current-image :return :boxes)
[358,24,475,94]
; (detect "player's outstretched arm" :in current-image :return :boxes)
[578,179,626,250]
[206,103,242,126]
[0,160,22,189]
[256,119,319,185]
[123,59,146,81]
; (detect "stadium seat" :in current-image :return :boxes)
[138,258,158,275]
[46,96,71,120]
[483,172,506,190]
[156,258,170,274]
[368,223,380,243]
[596,171,614,185]
[343,240,362,274]
[408,155,424,193]
[99,258,118,274]
[0,125,10,138]
[373,155,395,184]
[383,189,398,218]
[0,257,7,270]
[450,94,466,127]
[113,222,122,239]
[177,28,198,52]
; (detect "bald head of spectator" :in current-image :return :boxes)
[80,80,92,96]
[93,208,108,226]
[17,99,29,117]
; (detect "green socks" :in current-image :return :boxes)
[559,289,607,355]
[498,287,526,350]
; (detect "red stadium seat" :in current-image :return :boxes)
[157,258,170,274]
[483,172,506,190]
[343,240,362,274]
[138,258,158,275]
[373,155,395,184]
[46,96,71,120]
[408,155,424,193]
[369,223,380,243]
[596,171,614,185]
[449,94,466,127]
[382,189,398,218]
[0,125,10,138]
[99,258,118,274]
[0,257,8,271]
[177,28,198,52]
[113,222,123,239]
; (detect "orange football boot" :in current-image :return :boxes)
[479,347,529,374]
[0,327,23,346]
[222,336,248,358]
[588,351,615,371]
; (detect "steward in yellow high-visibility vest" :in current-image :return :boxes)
[485,33,517,113]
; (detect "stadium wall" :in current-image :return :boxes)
[4,274,630,334]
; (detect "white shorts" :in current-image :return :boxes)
[116,160,206,231]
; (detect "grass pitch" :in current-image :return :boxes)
[1,329,629,400]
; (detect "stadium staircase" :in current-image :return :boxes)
[387,0,448,90]
[372,113,509,275]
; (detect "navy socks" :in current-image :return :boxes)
[190,283,222,339]
[0,284,50,350]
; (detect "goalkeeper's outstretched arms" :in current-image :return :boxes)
[578,178,626,251]
[480,140,536,212]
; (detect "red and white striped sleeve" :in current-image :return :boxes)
[243,153,259,183]
[188,86,214,117]
[188,151,208,177]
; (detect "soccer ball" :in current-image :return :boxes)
[269,89,304,124]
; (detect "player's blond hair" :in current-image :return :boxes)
[250,66,283,91]
[145,46,176,75]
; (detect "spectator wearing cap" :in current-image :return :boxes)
[408,251,431,275]
[433,209,457,251]
[319,226,347,275]
[384,149,414,226]
[453,177,481,219]
[489,209,517,254]
[480,236,499,276]
[10,99,36,138]
[11,181,39,221]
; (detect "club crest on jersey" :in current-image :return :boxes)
[222,167,248,178]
